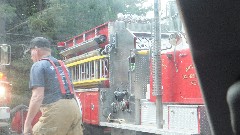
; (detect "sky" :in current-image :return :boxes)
[145,0,169,19]
[144,0,154,18]
[144,0,154,7]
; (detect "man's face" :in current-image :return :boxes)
[30,48,39,63]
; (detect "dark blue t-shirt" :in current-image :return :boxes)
[29,56,73,104]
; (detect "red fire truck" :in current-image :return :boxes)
[0,44,12,134]
[9,1,211,135]
[56,1,211,135]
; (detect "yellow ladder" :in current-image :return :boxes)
[66,55,109,87]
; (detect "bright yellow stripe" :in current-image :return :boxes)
[74,82,99,87]
[136,50,149,55]
[73,78,108,86]
[66,55,108,67]
[68,60,81,67]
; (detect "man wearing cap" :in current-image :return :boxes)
[24,37,83,135]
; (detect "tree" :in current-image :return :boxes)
[27,0,150,42]
[0,1,16,43]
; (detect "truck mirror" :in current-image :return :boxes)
[0,44,11,65]
[169,33,182,46]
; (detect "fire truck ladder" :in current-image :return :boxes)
[66,55,109,88]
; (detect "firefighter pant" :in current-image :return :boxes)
[32,99,83,135]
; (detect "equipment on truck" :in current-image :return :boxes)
[57,1,211,134]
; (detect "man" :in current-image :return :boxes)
[24,37,83,135]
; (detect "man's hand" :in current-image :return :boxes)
[24,87,44,134]
[24,122,32,135]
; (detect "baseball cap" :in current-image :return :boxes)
[29,37,51,49]
[25,37,51,54]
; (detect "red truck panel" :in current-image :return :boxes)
[76,92,89,124]
[75,35,84,46]
[76,91,99,125]
[97,23,109,48]
[84,93,92,124]
[64,22,109,50]
[11,111,41,134]
[150,48,203,104]
[65,39,74,48]
[89,92,99,125]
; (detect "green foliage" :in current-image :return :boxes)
[27,0,151,41]
[8,55,32,107]
[0,3,16,22]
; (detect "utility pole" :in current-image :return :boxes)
[152,0,163,129]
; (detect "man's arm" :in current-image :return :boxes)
[24,87,44,134]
